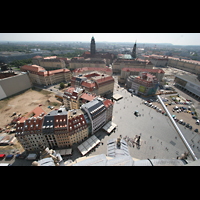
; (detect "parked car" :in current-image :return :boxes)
[182,122,186,126]
[174,106,179,110]
[186,123,190,128]
[128,89,134,93]
[6,154,14,159]
[15,153,26,159]
[192,116,198,120]
[189,126,192,130]
[196,120,199,125]
[194,129,198,133]
[179,119,183,124]
[0,154,6,159]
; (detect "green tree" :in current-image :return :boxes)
[60,82,65,89]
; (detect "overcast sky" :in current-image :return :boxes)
[0,33,200,45]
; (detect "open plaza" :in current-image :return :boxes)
[87,77,200,161]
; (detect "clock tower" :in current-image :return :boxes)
[90,36,96,55]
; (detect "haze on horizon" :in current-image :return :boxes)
[0,33,200,46]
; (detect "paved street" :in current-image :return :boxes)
[89,79,200,161]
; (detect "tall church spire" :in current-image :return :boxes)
[131,41,136,59]
[90,36,96,55]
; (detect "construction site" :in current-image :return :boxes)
[0,87,63,153]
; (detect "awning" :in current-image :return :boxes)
[77,135,100,156]
[56,148,72,156]
[102,121,117,134]
[112,93,123,101]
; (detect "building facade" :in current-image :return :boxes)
[63,86,97,110]
[16,97,114,152]
[21,65,71,86]
[67,109,89,145]
[71,71,114,97]
[174,75,200,99]
[69,57,107,70]
[63,87,84,110]
[73,67,112,76]
[15,115,48,152]
[81,98,107,134]
[119,67,165,83]
[32,56,69,70]
[113,58,154,74]
[168,57,200,75]
[103,99,114,122]
[16,107,91,151]
[126,72,159,96]
[143,55,168,67]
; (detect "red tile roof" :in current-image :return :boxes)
[121,68,165,74]
[21,65,45,72]
[73,67,112,73]
[96,76,114,84]
[19,106,46,123]
[32,56,42,59]
[80,92,96,102]
[81,81,96,89]
[64,86,75,95]
[103,99,114,108]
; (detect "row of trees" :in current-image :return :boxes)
[9,58,32,68]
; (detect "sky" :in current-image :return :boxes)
[0,33,200,45]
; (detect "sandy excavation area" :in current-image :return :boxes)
[0,88,62,128]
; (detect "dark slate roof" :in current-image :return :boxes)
[81,98,106,119]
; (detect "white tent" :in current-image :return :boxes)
[77,135,100,156]
[102,121,117,134]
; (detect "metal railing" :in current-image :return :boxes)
[157,95,198,161]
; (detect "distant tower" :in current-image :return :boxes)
[131,41,137,59]
[90,36,96,55]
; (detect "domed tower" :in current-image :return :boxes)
[90,36,96,55]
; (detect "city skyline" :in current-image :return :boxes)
[0,33,200,46]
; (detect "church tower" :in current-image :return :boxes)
[90,36,96,55]
[131,41,136,59]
